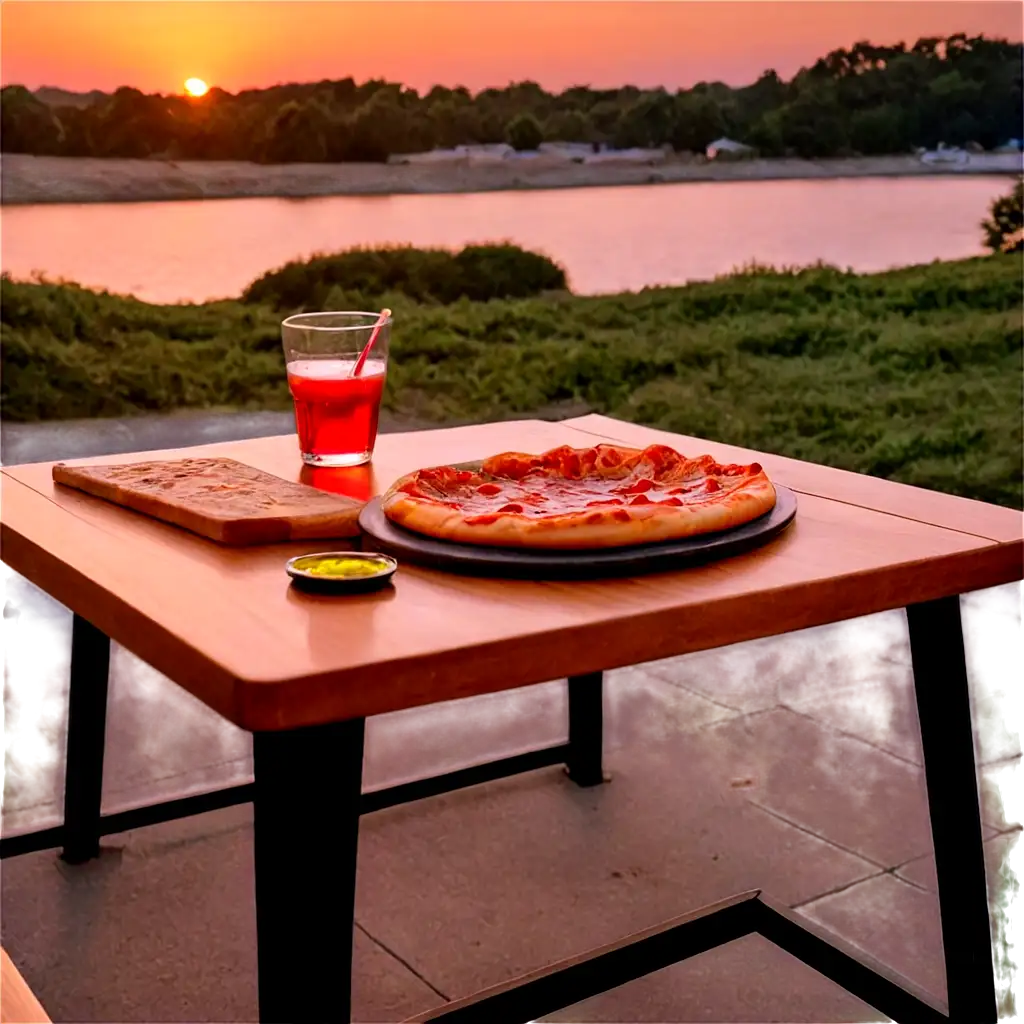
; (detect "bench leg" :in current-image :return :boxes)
[60,614,111,864]
[565,672,606,787]
[907,597,997,1022]
[253,717,365,1024]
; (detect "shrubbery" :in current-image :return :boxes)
[241,244,568,310]
[982,176,1023,253]
[505,113,544,152]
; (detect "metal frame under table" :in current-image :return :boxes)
[1,413,1020,1024]
[0,622,604,863]
[406,595,992,1024]
[1,613,606,1022]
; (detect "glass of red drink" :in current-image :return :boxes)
[280,311,391,467]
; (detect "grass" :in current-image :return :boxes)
[2,254,1021,508]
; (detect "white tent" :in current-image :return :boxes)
[706,138,755,160]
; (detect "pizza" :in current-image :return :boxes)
[381,443,776,550]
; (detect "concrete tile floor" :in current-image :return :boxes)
[542,938,887,1023]
[2,412,1022,1022]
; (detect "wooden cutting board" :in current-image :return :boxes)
[52,457,364,545]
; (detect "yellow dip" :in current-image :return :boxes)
[290,554,393,578]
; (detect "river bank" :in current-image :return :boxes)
[2,152,1020,205]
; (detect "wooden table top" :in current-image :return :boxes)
[3,414,1020,731]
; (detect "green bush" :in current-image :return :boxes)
[241,244,568,311]
[505,112,543,151]
[982,176,1023,254]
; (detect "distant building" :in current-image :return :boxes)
[919,144,970,166]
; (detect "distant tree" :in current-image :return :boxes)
[587,99,625,139]
[425,85,454,105]
[1,32,1021,163]
[745,112,785,156]
[736,70,787,122]
[670,92,727,152]
[542,109,592,143]
[346,89,434,160]
[982,177,1023,253]
[0,86,63,153]
[505,112,543,151]
[329,78,358,107]
[260,99,338,162]
[613,91,675,148]
[912,36,943,59]
[54,105,96,157]
[849,104,907,155]
[89,87,177,158]
[428,94,482,147]
[774,88,849,158]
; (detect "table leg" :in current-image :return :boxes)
[907,596,997,1022]
[60,614,111,864]
[566,672,605,787]
[252,718,366,1024]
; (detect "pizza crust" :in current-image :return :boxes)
[382,444,777,550]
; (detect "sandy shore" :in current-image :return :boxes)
[2,152,1020,205]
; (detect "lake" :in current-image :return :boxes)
[0,176,1009,303]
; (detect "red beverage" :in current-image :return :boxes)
[287,358,386,466]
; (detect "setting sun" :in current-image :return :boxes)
[184,77,208,97]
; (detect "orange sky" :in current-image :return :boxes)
[2,1,1021,95]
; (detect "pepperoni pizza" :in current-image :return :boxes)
[381,443,776,550]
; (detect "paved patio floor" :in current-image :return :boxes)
[2,573,1015,1019]
[2,412,1021,1022]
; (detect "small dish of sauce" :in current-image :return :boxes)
[286,552,397,593]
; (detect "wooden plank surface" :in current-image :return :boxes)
[3,419,1021,731]
[52,456,362,544]
[1,949,50,1024]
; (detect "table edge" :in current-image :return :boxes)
[4,425,1021,731]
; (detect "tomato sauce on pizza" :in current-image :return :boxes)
[381,444,777,550]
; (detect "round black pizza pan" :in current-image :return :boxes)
[356,485,797,579]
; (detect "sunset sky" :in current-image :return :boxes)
[2,1,1020,95]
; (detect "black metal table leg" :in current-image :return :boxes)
[61,614,111,864]
[253,717,366,1024]
[907,596,997,1022]
[565,672,605,787]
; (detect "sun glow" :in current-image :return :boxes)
[184,77,208,97]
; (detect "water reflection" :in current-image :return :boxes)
[0,565,1019,835]
[0,176,1008,303]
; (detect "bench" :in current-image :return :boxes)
[1,949,50,1024]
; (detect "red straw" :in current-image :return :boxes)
[351,308,391,377]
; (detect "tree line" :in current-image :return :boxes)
[2,33,1020,163]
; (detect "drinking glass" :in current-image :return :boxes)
[280,311,391,467]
